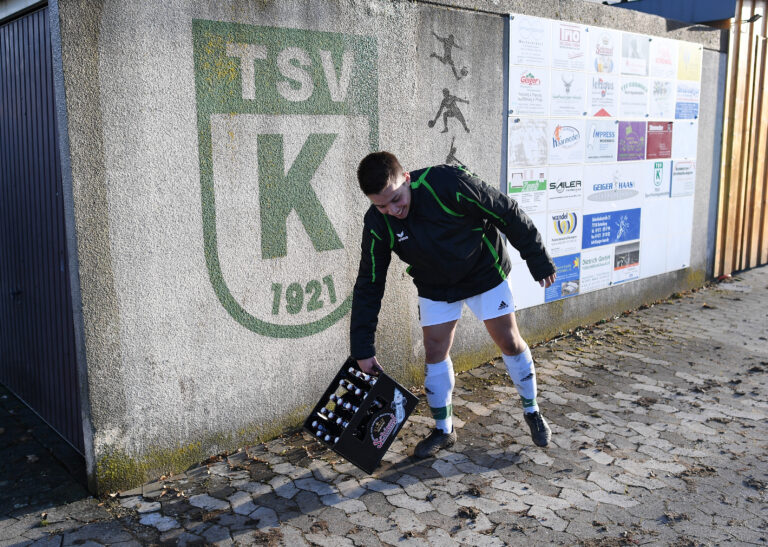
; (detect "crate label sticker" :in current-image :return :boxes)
[370,412,397,449]
[392,388,406,423]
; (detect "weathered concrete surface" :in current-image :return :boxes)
[2,265,766,545]
[50,0,729,490]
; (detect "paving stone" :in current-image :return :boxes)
[29,537,63,547]
[557,488,598,511]
[395,474,431,500]
[234,481,271,496]
[637,444,677,462]
[188,494,229,512]
[347,511,392,533]
[304,533,355,546]
[585,489,639,508]
[580,448,614,465]
[527,505,567,532]
[588,471,628,494]
[615,473,667,490]
[430,459,464,480]
[272,463,308,480]
[201,524,231,545]
[452,528,505,546]
[248,506,279,529]
[276,525,308,546]
[138,512,179,532]
[386,494,433,514]
[319,494,367,514]
[526,450,554,466]
[213,513,253,532]
[62,522,134,545]
[426,528,459,546]
[269,476,298,499]
[465,402,492,416]
[388,508,426,533]
[454,495,503,514]
[294,478,336,497]
[465,511,494,533]
[484,489,526,512]
[345,527,383,547]
[335,479,366,499]
[228,491,257,516]
[455,460,498,476]
[519,493,571,511]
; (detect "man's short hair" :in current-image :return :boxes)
[357,151,403,195]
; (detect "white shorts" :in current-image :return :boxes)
[418,279,516,327]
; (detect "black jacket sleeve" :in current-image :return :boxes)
[349,211,392,360]
[452,167,556,281]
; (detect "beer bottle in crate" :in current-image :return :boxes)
[341,382,367,406]
[347,367,377,387]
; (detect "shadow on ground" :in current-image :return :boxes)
[0,385,89,519]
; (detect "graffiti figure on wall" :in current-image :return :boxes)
[428,88,470,134]
[430,31,468,80]
[445,137,466,167]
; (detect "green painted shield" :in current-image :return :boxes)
[193,20,378,337]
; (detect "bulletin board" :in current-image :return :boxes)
[505,14,702,309]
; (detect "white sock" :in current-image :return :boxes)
[424,357,456,433]
[502,345,539,414]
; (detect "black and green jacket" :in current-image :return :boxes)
[350,164,555,360]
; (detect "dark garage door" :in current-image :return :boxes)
[0,5,83,454]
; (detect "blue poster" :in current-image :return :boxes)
[582,209,641,249]
[545,253,581,302]
[675,101,699,119]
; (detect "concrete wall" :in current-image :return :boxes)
[50,0,726,491]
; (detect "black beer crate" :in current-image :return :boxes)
[303,357,419,474]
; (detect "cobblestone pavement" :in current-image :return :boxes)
[2,266,767,546]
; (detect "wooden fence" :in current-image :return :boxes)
[715,0,768,276]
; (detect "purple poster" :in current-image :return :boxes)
[617,121,646,161]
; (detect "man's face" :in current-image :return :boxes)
[368,172,412,220]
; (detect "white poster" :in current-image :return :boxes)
[580,247,614,293]
[583,162,643,214]
[547,164,584,211]
[508,118,548,167]
[585,119,618,163]
[671,120,698,159]
[508,261,545,308]
[666,196,695,271]
[590,28,620,74]
[613,241,640,284]
[619,77,649,118]
[621,32,650,76]
[548,119,586,164]
[509,68,550,115]
[670,161,696,197]
[509,14,551,67]
[648,79,676,119]
[547,210,582,256]
[550,70,587,116]
[508,167,548,215]
[640,196,670,279]
[644,159,671,198]
[588,74,619,117]
[551,21,587,71]
[649,38,678,79]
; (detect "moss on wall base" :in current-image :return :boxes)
[95,406,308,494]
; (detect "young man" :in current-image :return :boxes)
[350,152,557,458]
